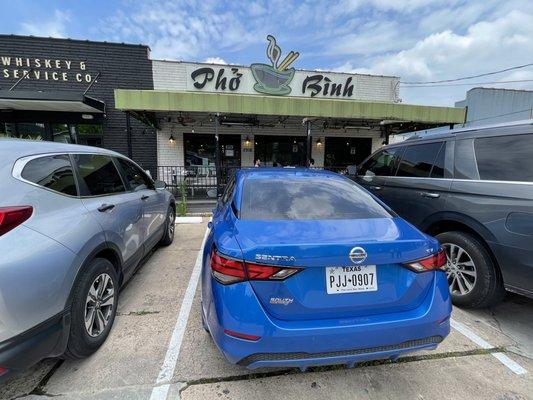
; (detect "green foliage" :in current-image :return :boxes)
[177,179,188,217]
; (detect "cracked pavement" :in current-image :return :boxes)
[1,219,532,400]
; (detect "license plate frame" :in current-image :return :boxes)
[325,265,378,294]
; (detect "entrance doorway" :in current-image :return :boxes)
[324,137,372,168]
[254,135,307,166]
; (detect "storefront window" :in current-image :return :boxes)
[324,137,372,167]
[15,122,47,141]
[52,123,74,144]
[184,133,241,167]
[254,135,307,166]
[75,124,103,147]
[0,122,103,146]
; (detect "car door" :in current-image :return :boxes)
[355,146,402,206]
[74,153,145,276]
[115,157,166,252]
[383,141,452,227]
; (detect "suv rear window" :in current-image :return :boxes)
[240,177,391,220]
[475,134,533,182]
[21,154,77,196]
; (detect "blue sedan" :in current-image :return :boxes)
[201,168,451,370]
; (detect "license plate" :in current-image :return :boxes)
[326,265,378,294]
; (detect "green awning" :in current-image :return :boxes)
[114,89,465,124]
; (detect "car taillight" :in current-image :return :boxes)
[405,249,447,272]
[210,249,301,284]
[0,367,8,376]
[0,206,33,236]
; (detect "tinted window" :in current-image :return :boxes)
[21,154,77,195]
[430,144,445,178]
[116,158,152,191]
[358,147,402,177]
[241,177,391,220]
[396,142,443,178]
[454,139,478,180]
[74,154,125,195]
[475,134,533,182]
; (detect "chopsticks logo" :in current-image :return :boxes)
[250,35,299,96]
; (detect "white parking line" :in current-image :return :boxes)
[175,216,203,224]
[149,223,210,400]
[450,318,527,375]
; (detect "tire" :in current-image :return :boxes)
[201,307,209,333]
[64,258,118,359]
[159,205,175,246]
[436,231,505,309]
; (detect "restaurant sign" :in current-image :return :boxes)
[1,56,94,83]
[185,35,400,102]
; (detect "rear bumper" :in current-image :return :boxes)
[0,311,70,383]
[204,272,451,369]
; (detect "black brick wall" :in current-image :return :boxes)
[0,35,157,174]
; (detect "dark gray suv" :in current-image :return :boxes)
[354,120,533,308]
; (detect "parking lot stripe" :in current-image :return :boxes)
[450,318,527,375]
[149,223,210,400]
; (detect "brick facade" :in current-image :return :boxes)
[0,35,157,175]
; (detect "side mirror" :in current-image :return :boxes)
[154,180,166,189]
[346,165,357,176]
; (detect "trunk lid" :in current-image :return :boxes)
[234,217,437,321]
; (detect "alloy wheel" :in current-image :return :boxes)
[442,243,477,296]
[168,209,175,239]
[84,273,115,337]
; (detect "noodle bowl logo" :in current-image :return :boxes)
[250,35,299,96]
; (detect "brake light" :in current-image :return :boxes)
[210,249,301,284]
[210,251,247,284]
[0,367,8,376]
[0,206,33,236]
[405,249,447,272]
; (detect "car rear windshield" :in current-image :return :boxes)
[240,177,392,220]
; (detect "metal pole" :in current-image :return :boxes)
[214,113,221,197]
[306,119,312,167]
[126,112,133,158]
[9,68,33,91]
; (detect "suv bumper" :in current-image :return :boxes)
[0,311,70,383]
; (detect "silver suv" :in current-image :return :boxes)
[354,120,533,308]
[0,139,175,380]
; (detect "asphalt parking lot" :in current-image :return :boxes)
[2,218,532,400]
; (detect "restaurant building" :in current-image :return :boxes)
[1,34,465,196]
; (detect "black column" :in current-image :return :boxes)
[125,112,132,158]
[214,113,221,197]
[306,119,312,167]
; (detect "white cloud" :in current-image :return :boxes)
[203,57,227,64]
[19,10,70,38]
[337,8,533,105]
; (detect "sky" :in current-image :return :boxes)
[1,0,533,106]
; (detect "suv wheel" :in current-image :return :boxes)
[436,231,505,308]
[64,258,118,359]
[159,206,175,246]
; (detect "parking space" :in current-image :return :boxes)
[2,220,532,400]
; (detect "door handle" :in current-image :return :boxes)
[369,185,382,191]
[141,195,150,201]
[97,203,115,212]
[420,192,440,198]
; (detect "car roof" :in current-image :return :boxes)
[387,119,533,148]
[0,138,123,160]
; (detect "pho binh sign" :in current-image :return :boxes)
[183,35,400,102]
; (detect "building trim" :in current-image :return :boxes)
[114,90,466,124]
